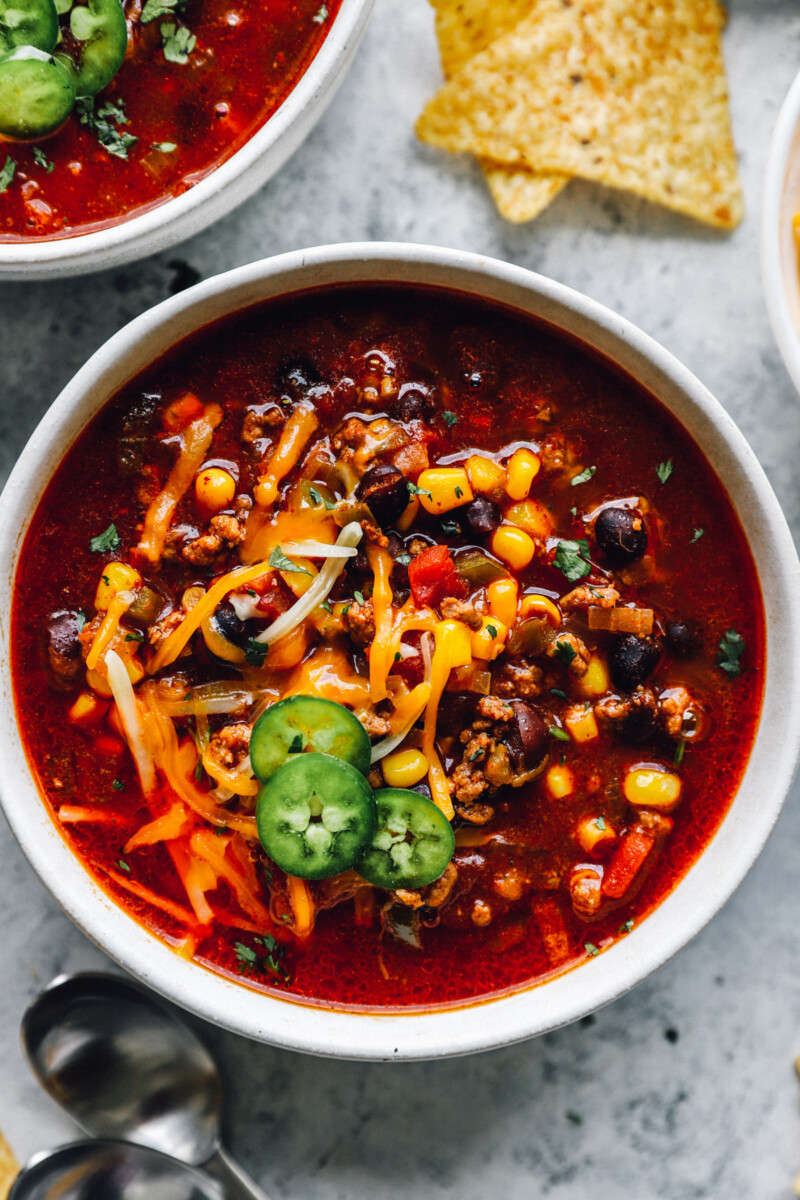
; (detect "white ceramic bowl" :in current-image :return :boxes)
[2,243,798,1060]
[0,0,373,281]
[762,68,800,397]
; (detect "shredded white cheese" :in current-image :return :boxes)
[105,650,157,797]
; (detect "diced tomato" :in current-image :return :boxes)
[601,830,654,899]
[250,572,295,620]
[408,544,468,608]
[162,392,205,433]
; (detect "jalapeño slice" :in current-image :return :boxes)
[250,695,371,783]
[0,0,59,57]
[56,0,127,96]
[256,752,377,881]
[357,788,455,891]
[0,46,75,139]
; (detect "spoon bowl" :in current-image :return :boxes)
[22,973,267,1200]
[9,1139,225,1200]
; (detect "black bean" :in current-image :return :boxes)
[213,601,248,647]
[356,464,409,529]
[594,506,648,565]
[610,635,661,692]
[392,384,433,422]
[436,692,477,738]
[460,497,501,539]
[46,610,83,683]
[665,620,698,657]
[505,701,549,771]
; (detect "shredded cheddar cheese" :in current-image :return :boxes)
[86,590,134,671]
[255,402,319,508]
[421,621,472,818]
[367,543,394,703]
[135,403,222,564]
[287,874,315,939]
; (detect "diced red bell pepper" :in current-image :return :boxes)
[250,572,294,620]
[601,830,654,899]
[408,544,468,608]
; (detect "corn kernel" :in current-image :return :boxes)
[564,705,599,743]
[576,815,617,855]
[491,525,535,571]
[546,764,574,799]
[466,454,506,496]
[505,448,541,500]
[382,749,429,788]
[487,577,518,628]
[623,767,682,812]
[68,691,109,729]
[433,619,473,668]
[417,467,474,515]
[94,562,142,611]
[195,467,236,515]
[576,654,610,698]
[471,615,508,661]
[519,593,561,626]
[504,499,554,540]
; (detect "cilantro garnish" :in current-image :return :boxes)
[312,3,327,21]
[673,741,686,767]
[396,552,411,566]
[151,141,177,153]
[467,747,485,763]
[690,528,704,543]
[161,21,196,63]
[75,611,87,632]
[594,816,606,831]
[454,485,464,499]
[549,726,570,742]
[234,941,258,967]
[442,410,458,426]
[32,147,54,173]
[553,639,576,668]
[320,600,333,614]
[244,638,267,667]
[584,942,600,957]
[486,624,498,639]
[554,538,591,583]
[716,628,745,678]
[308,485,334,510]
[407,481,432,499]
[570,466,596,487]
[117,859,131,872]
[353,590,365,606]
[619,919,634,934]
[125,631,144,643]
[269,546,311,575]
[655,459,673,485]
[112,779,124,791]
[549,687,568,701]
[0,156,15,194]
[440,518,460,536]
[76,97,138,161]
[90,523,120,553]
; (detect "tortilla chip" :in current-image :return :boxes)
[0,1130,19,1200]
[418,0,743,230]
[429,0,568,221]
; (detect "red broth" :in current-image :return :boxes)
[0,0,341,240]
[12,284,765,1009]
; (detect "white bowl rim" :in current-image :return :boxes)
[1,241,798,1061]
[762,68,800,397]
[0,0,374,278]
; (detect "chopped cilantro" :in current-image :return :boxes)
[570,506,578,518]
[234,941,258,967]
[396,552,411,566]
[269,546,311,575]
[442,410,458,426]
[90,523,120,553]
[341,602,352,616]
[125,631,144,643]
[673,740,686,767]
[407,481,432,499]
[690,527,704,543]
[151,141,177,153]
[467,747,485,763]
[486,624,498,639]
[117,859,131,872]
[320,600,333,614]
[549,726,570,742]
[312,3,327,21]
[554,538,591,583]
[32,147,54,173]
[553,638,577,667]
[570,466,596,487]
[75,611,87,632]
[244,638,268,667]
[440,518,460,536]
[0,156,15,194]
[594,815,606,831]
[656,459,673,485]
[550,687,568,701]
[716,628,745,678]
[161,21,197,63]
[353,590,365,606]
[619,919,634,934]
[76,97,138,160]
[454,485,464,499]
[308,485,334,510]
[394,652,401,662]
[584,942,600,957]
[112,779,124,791]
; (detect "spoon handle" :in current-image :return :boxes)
[203,1146,271,1200]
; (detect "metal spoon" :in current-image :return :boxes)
[21,973,269,1200]
[9,1139,226,1200]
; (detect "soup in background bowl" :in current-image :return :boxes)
[1,244,798,1058]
